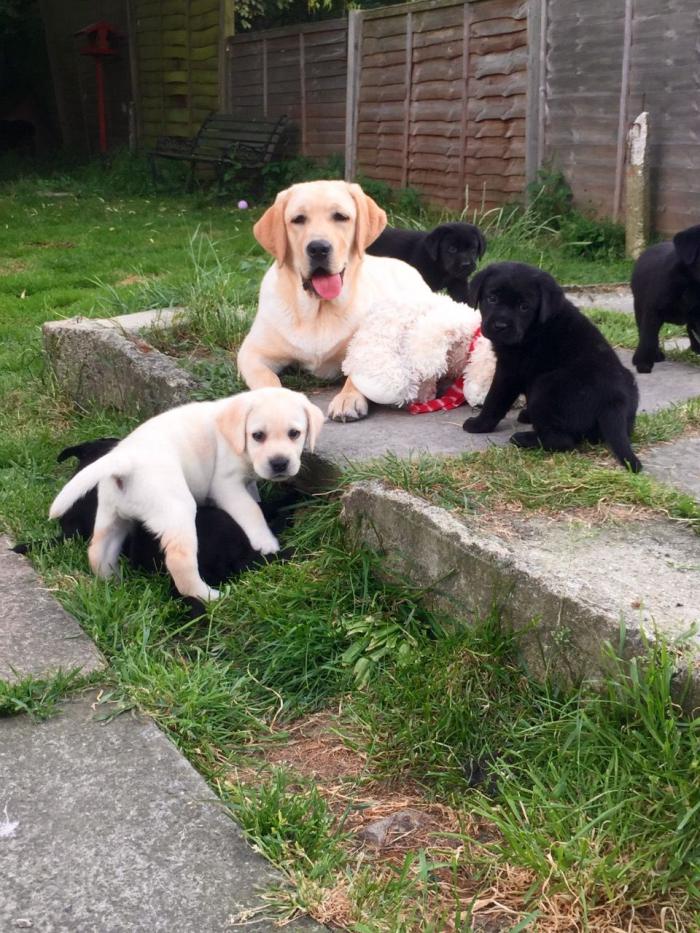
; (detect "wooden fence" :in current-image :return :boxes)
[225,0,700,232]
[543,0,700,234]
[226,19,348,160]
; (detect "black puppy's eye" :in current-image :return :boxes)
[487,293,498,304]
[288,428,301,440]
[251,431,266,443]
[290,215,306,225]
[332,212,349,222]
[447,245,458,253]
[519,302,529,312]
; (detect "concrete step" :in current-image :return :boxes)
[644,435,700,501]
[0,690,323,932]
[0,537,104,683]
[341,482,700,705]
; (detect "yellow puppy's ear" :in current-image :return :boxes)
[303,398,326,452]
[217,393,253,456]
[253,188,290,266]
[348,183,387,257]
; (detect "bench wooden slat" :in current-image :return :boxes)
[148,112,292,193]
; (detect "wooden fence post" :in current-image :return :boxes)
[459,2,471,211]
[344,10,362,181]
[401,10,413,190]
[613,0,633,222]
[262,38,268,116]
[625,111,650,258]
[300,32,307,155]
[525,0,547,191]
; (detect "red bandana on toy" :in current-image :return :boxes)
[408,326,481,414]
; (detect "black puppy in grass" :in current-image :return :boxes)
[366,221,486,302]
[463,262,642,472]
[631,223,700,373]
[15,437,302,613]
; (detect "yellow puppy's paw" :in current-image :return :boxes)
[327,390,369,422]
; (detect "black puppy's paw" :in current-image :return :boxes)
[516,408,531,424]
[463,415,496,434]
[510,431,540,449]
[655,349,666,362]
[632,351,654,374]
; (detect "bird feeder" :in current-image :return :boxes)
[76,20,123,154]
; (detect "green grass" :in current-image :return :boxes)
[1,167,699,930]
[0,668,90,720]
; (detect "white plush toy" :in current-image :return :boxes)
[342,292,496,414]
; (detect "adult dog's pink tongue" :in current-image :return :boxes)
[312,272,343,300]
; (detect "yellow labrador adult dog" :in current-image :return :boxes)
[49,388,325,602]
[237,180,432,421]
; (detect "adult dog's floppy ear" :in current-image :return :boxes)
[424,227,443,262]
[216,393,253,456]
[348,183,387,256]
[253,188,290,266]
[302,397,326,452]
[537,271,564,323]
[673,224,700,268]
[467,268,490,309]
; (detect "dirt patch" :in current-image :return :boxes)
[0,258,27,276]
[117,274,152,287]
[265,711,367,783]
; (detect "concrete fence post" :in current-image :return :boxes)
[625,111,650,259]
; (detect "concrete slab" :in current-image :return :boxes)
[565,284,634,314]
[0,692,323,932]
[342,482,700,704]
[306,348,699,465]
[0,538,104,683]
[643,435,700,501]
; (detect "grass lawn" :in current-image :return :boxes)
[1,162,699,931]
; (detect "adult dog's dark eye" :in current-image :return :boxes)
[332,212,349,222]
[251,431,266,443]
[487,294,498,304]
[288,428,301,440]
[290,215,306,225]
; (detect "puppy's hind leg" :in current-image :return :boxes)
[597,406,642,473]
[88,499,132,578]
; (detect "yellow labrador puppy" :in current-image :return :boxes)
[49,388,324,602]
[238,179,432,421]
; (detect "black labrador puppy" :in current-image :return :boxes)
[366,221,486,302]
[631,223,700,373]
[463,262,642,472]
[15,438,302,610]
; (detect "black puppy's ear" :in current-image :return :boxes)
[673,225,700,267]
[475,227,487,259]
[424,228,442,261]
[467,268,490,309]
[538,272,565,323]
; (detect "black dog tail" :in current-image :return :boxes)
[598,406,642,473]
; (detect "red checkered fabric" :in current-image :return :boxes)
[407,326,481,415]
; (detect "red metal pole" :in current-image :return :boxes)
[95,57,107,153]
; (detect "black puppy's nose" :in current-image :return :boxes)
[269,456,289,475]
[492,320,509,331]
[306,239,331,261]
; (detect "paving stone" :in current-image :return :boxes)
[0,537,104,684]
[643,435,700,501]
[0,692,323,932]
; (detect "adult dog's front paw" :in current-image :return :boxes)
[327,390,369,422]
[248,530,280,555]
[463,415,496,433]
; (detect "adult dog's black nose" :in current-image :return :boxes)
[306,239,331,261]
[269,456,289,475]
